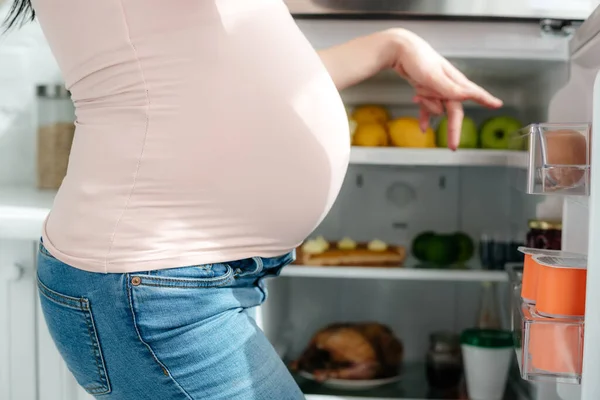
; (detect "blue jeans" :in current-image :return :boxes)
[36,243,304,399]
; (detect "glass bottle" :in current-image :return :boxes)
[476,281,501,329]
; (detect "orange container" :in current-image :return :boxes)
[534,255,587,318]
[521,254,539,304]
[517,247,578,305]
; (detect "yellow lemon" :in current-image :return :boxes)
[348,118,358,139]
[352,123,389,147]
[388,117,435,148]
[351,105,390,124]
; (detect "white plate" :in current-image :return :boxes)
[298,370,402,391]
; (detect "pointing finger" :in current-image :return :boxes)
[445,100,463,151]
[419,107,430,133]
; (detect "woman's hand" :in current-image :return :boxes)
[387,29,502,149]
[318,29,502,150]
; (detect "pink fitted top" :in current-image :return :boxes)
[34,0,350,273]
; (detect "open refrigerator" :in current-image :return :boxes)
[2,1,600,400]
[254,2,599,400]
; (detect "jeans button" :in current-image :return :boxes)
[131,276,141,286]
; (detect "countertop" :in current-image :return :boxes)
[0,186,55,240]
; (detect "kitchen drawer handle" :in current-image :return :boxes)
[0,263,23,282]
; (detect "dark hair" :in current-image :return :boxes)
[3,0,35,30]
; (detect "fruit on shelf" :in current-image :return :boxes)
[352,123,389,147]
[479,116,522,150]
[424,235,460,266]
[347,107,525,152]
[351,105,390,124]
[411,231,436,261]
[348,118,358,139]
[388,117,435,148]
[436,116,479,149]
[411,231,475,266]
[453,232,475,262]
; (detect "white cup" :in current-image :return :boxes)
[461,329,513,400]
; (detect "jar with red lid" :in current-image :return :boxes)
[526,220,562,250]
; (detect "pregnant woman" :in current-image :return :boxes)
[5,1,501,399]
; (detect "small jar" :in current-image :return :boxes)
[36,84,76,190]
[425,332,463,390]
[526,220,562,250]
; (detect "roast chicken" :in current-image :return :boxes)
[291,322,404,381]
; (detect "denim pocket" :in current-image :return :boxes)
[129,263,235,289]
[37,278,111,396]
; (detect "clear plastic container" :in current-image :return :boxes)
[506,264,524,368]
[510,123,590,196]
[516,300,584,384]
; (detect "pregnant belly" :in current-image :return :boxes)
[50,99,350,267]
[138,78,351,250]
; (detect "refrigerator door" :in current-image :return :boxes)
[555,3,600,399]
[548,2,600,123]
[570,3,600,58]
[581,73,600,400]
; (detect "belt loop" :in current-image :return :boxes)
[233,257,264,278]
[251,257,264,275]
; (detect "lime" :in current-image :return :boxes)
[453,232,475,262]
[424,235,459,266]
[411,231,435,261]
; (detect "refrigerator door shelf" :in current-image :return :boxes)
[514,297,584,385]
[510,123,591,196]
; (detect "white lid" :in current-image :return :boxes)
[533,255,588,270]
[518,246,581,258]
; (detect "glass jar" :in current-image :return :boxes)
[425,332,463,390]
[36,84,75,190]
[526,220,562,250]
[477,281,501,329]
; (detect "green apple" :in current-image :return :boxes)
[436,116,478,148]
[479,116,522,150]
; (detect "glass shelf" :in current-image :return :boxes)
[292,363,527,400]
